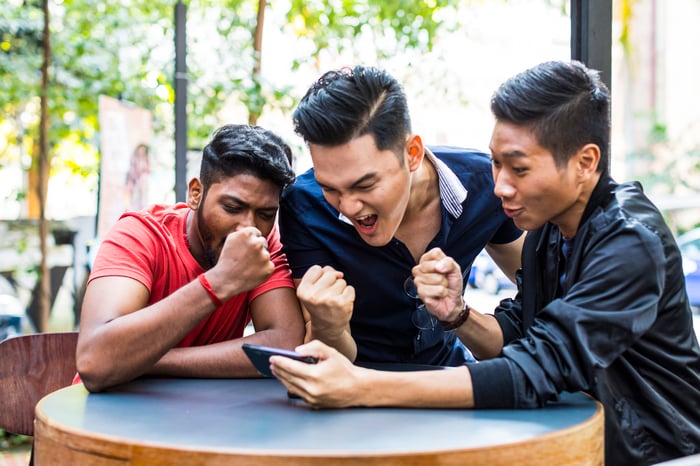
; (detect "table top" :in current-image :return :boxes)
[34,376,604,465]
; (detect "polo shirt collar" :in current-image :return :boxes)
[337,148,467,225]
[424,147,467,218]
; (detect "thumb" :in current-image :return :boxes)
[297,339,336,360]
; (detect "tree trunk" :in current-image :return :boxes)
[249,0,267,126]
[37,0,51,332]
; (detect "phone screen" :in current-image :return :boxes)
[242,343,317,377]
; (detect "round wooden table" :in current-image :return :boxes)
[34,377,603,465]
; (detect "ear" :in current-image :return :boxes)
[405,134,424,172]
[187,178,203,210]
[575,144,600,180]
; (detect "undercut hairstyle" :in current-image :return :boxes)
[199,124,295,191]
[293,65,412,156]
[490,60,610,173]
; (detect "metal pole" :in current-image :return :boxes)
[570,0,612,92]
[571,0,612,172]
[174,1,188,202]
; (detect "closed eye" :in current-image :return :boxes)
[258,211,276,221]
[223,204,243,214]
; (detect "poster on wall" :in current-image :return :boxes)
[97,95,153,238]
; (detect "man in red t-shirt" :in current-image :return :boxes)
[76,125,305,392]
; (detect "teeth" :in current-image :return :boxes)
[357,215,371,221]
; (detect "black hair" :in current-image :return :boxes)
[490,60,610,172]
[199,124,295,190]
[292,65,411,155]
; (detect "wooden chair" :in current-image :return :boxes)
[0,331,79,436]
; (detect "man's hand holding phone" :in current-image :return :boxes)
[242,343,318,378]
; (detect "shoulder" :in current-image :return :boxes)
[428,146,492,172]
[104,204,187,247]
[583,182,676,265]
[118,203,186,227]
[281,168,320,205]
[428,145,495,190]
[280,168,339,222]
[594,182,671,241]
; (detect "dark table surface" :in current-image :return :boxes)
[37,376,601,455]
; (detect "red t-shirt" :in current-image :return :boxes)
[89,203,294,346]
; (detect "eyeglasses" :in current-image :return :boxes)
[403,276,438,331]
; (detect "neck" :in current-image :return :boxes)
[395,156,442,262]
[405,156,439,220]
[556,171,603,239]
[185,210,210,269]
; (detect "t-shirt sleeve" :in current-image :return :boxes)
[89,215,157,290]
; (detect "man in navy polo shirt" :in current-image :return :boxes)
[279,65,524,366]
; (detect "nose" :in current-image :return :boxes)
[235,211,256,230]
[337,193,363,217]
[493,169,515,200]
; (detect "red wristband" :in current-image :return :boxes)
[198,273,223,307]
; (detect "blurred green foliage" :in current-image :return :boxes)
[0,0,463,196]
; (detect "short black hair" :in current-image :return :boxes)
[199,124,295,190]
[490,60,610,172]
[293,66,411,155]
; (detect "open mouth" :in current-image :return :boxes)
[354,214,378,233]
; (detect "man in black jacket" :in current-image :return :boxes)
[270,60,700,465]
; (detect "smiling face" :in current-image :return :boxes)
[310,133,415,247]
[188,173,281,267]
[489,121,598,238]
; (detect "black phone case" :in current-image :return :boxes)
[242,343,317,377]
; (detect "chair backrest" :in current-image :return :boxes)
[0,331,79,436]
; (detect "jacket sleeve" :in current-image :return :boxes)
[476,221,666,408]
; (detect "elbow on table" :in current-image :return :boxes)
[76,352,116,393]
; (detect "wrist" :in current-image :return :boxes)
[198,273,223,307]
[310,321,350,342]
[438,299,470,331]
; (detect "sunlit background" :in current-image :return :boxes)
[0,0,698,333]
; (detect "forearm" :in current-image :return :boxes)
[153,325,305,378]
[77,279,218,392]
[453,308,504,360]
[358,365,474,408]
[152,340,258,378]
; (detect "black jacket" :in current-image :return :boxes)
[469,175,700,465]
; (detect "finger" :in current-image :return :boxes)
[435,256,458,274]
[414,268,447,288]
[315,267,345,289]
[296,339,334,360]
[300,265,324,284]
[417,282,450,301]
[340,284,355,302]
[271,363,307,395]
[420,247,446,263]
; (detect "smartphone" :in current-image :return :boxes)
[242,343,318,378]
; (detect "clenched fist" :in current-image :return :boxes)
[297,265,355,339]
[207,227,274,300]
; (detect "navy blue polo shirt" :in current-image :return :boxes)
[279,146,522,365]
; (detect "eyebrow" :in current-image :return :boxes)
[317,172,378,191]
[221,194,279,212]
[490,148,527,160]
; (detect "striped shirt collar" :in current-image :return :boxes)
[338,147,467,225]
